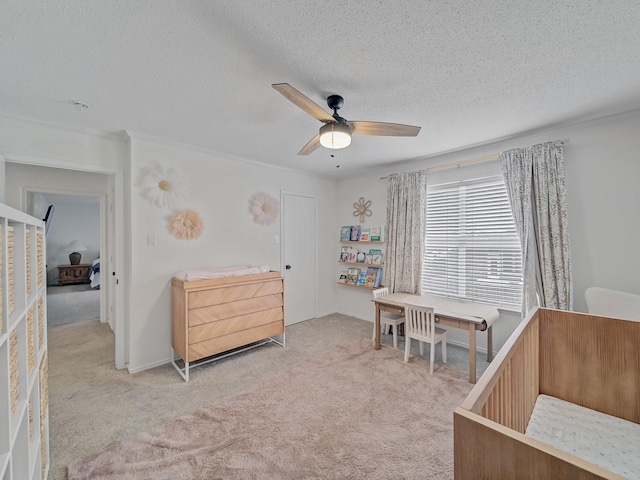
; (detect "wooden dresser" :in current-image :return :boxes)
[171,270,285,380]
[58,264,90,285]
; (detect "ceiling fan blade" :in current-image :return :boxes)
[350,121,421,137]
[273,83,335,123]
[298,134,321,155]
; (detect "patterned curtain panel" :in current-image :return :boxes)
[500,140,572,315]
[384,170,427,294]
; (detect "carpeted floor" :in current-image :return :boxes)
[47,283,100,327]
[67,337,473,479]
[47,314,491,480]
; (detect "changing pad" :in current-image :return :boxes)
[174,265,271,281]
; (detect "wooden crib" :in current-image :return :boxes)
[454,307,640,479]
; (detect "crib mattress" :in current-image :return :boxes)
[526,394,640,479]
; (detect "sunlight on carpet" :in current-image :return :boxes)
[68,337,472,480]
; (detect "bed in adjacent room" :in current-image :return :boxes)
[89,258,100,289]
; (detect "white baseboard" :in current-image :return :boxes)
[127,357,171,374]
[334,309,371,322]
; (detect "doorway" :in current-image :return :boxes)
[281,192,317,325]
[5,159,125,369]
[28,192,103,328]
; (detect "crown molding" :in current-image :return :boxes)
[338,106,640,181]
[0,112,126,141]
[124,130,336,182]
[4,152,122,175]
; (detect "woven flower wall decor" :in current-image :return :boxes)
[168,209,204,240]
[353,197,372,223]
[136,163,185,209]
[250,192,279,225]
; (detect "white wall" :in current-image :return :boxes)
[126,134,338,371]
[0,152,5,202]
[0,116,126,170]
[336,111,640,354]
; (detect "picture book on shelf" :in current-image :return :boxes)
[346,268,360,284]
[340,226,352,241]
[359,228,370,241]
[365,254,373,265]
[370,226,385,242]
[356,251,366,263]
[347,248,358,263]
[356,271,367,286]
[338,271,348,283]
[368,248,383,265]
[350,225,361,241]
[365,267,379,287]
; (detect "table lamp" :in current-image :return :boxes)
[66,240,87,265]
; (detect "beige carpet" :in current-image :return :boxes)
[47,284,100,327]
[67,337,472,479]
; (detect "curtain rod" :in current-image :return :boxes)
[380,138,569,180]
[380,153,498,180]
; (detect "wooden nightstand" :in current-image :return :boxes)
[58,264,90,285]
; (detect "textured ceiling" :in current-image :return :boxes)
[2,1,640,177]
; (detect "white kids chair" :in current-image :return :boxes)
[371,288,405,349]
[403,304,447,375]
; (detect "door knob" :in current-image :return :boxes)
[285,265,292,269]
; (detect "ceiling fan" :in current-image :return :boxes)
[272,83,421,155]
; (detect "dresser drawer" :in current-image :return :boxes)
[188,321,284,361]
[188,279,283,309]
[188,293,283,327]
[188,307,284,344]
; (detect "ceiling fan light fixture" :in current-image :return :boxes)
[319,122,352,149]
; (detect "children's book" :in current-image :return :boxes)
[338,271,348,283]
[339,246,350,262]
[368,249,383,265]
[350,224,361,241]
[340,226,352,241]
[346,268,360,284]
[359,228,370,241]
[370,226,384,242]
[365,267,379,287]
[355,251,366,263]
[374,267,384,288]
[347,248,358,263]
[365,254,373,265]
[356,271,367,286]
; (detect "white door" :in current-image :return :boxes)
[282,192,316,325]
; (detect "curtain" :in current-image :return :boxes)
[500,140,572,315]
[384,170,427,294]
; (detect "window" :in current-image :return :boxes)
[421,175,522,310]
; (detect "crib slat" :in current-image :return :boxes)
[539,309,640,423]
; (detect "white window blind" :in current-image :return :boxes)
[422,175,522,310]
